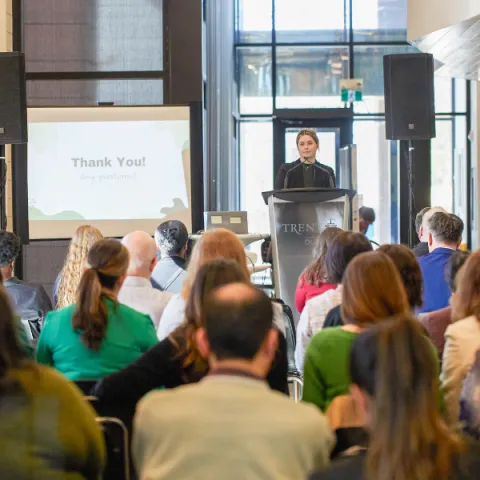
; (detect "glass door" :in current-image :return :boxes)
[273,108,354,186]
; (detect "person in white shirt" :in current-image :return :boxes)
[133,283,333,480]
[295,231,372,372]
[118,231,172,329]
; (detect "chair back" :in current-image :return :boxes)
[277,302,298,375]
[97,417,130,480]
[74,380,97,396]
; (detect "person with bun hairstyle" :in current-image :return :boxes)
[309,315,480,480]
[37,239,158,381]
[274,129,336,190]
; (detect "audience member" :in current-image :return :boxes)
[413,206,431,257]
[151,220,189,294]
[295,227,342,313]
[302,251,409,413]
[118,231,172,329]
[441,250,480,425]
[54,225,103,308]
[418,212,464,313]
[358,206,375,235]
[133,283,333,480]
[460,349,480,439]
[378,244,423,311]
[419,250,470,359]
[157,228,285,340]
[37,239,158,380]
[0,286,105,478]
[295,232,372,372]
[309,316,480,480]
[0,230,52,338]
[93,259,288,411]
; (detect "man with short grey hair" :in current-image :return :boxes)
[413,206,431,257]
[151,220,189,294]
[119,231,172,329]
[418,212,464,314]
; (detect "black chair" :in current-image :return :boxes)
[97,416,131,480]
[74,380,97,396]
[273,300,298,374]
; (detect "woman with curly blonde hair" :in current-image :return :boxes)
[54,225,103,308]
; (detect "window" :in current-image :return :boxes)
[431,118,453,212]
[23,0,164,72]
[27,79,164,106]
[276,47,349,109]
[236,0,272,43]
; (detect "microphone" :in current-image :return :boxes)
[305,159,336,188]
[283,160,305,189]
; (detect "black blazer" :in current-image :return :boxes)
[274,159,336,190]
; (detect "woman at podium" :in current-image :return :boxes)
[274,129,336,190]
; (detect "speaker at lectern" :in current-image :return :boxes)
[262,187,356,324]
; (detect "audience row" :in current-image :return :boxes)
[0,208,479,479]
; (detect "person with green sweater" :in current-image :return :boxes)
[37,238,158,381]
[303,251,412,412]
[0,283,105,479]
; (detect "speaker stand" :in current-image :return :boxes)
[407,140,416,248]
[0,146,6,230]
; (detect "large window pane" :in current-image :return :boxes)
[236,0,272,43]
[24,0,163,72]
[435,76,452,113]
[353,0,407,42]
[276,47,349,109]
[27,79,164,106]
[431,118,453,212]
[275,0,348,43]
[353,45,418,114]
[240,121,273,234]
[238,47,273,114]
[353,118,393,244]
[454,79,467,113]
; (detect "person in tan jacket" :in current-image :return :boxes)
[441,251,480,425]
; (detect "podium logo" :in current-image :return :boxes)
[280,223,316,234]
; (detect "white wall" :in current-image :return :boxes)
[0,0,13,230]
[408,0,480,40]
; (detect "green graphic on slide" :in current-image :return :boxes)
[29,206,85,221]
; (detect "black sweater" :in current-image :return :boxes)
[274,159,336,190]
[93,330,288,409]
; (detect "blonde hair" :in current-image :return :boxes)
[296,128,319,147]
[73,239,129,351]
[181,229,250,300]
[56,225,104,309]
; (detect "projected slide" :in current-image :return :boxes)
[27,107,192,239]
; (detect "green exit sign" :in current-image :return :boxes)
[341,89,363,102]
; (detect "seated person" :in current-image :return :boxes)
[119,231,172,329]
[54,225,104,308]
[295,227,341,313]
[358,206,375,236]
[157,228,286,341]
[460,348,480,439]
[36,239,158,381]
[133,283,333,480]
[151,220,189,294]
[0,230,52,338]
[93,259,288,413]
[302,251,410,413]
[418,211,464,313]
[0,286,105,479]
[413,206,432,257]
[295,231,372,372]
[441,251,480,425]
[419,250,470,360]
[309,316,480,480]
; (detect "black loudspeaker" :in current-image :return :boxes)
[0,52,27,145]
[383,53,435,140]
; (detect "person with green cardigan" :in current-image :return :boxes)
[0,283,105,479]
[303,251,412,413]
[37,238,158,381]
